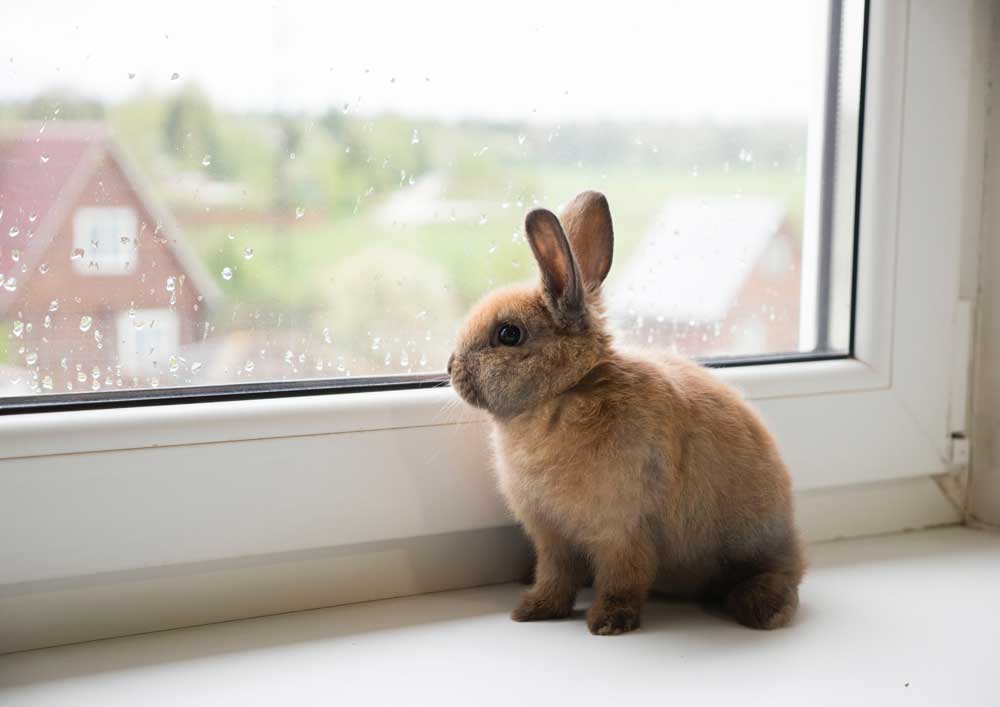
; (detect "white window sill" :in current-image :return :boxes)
[2,526,997,706]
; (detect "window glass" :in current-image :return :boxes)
[0,0,864,399]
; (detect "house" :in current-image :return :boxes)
[606,196,801,358]
[0,123,220,394]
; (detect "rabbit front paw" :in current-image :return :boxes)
[587,597,641,635]
[511,591,574,622]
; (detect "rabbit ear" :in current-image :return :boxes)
[559,191,614,289]
[525,208,584,318]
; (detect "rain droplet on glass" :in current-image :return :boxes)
[171,72,180,81]
[221,267,233,281]
[243,247,254,260]
[295,206,305,219]
[201,154,212,167]
[79,315,93,332]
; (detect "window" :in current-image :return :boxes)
[115,308,179,377]
[71,207,138,276]
[0,0,864,404]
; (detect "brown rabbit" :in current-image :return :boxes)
[448,191,803,635]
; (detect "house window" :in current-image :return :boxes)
[115,309,180,376]
[72,207,138,276]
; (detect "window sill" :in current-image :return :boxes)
[2,526,997,706]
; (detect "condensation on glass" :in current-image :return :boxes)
[0,0,864,400]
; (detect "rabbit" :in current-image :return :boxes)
[448,191,804,635]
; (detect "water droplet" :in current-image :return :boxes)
[79,315,93,332]
[322,327,333,344]
[344,145,352,154]
[221,266,233,281]
[244,360,255,373]
[94,329,103,345]
[12,321,24,337]
[478,214,488,225]
[48,299,59,312]
[170,72,180,81]
[191,361,203,374]
[201,154,212,167]
[165,276,176,291]
[384,352,392,366]
[40,154,49,164]
[43,314,51,328]
[411,129,420,145]
[371,336,381,351]
[3,277,16,292]
[517,134,526,145]
[473,146,489,157]
[27,211,37,223]
[8,226,20,238]
[10,249,20,262]
[419,352,428,367]
[128,72,136,80]
[25,351,38,366]
[400,351,409,367]
[42,375,53,390]
[488,240,497,254]
[415,310,427,320]
[71,247,84,260]
[295,206,305,219]
[243,247,254,260]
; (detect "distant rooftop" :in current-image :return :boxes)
[607,196,787,323]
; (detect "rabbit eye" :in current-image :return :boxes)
[496,323,522,347]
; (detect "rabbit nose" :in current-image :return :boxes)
[447,353,455,375]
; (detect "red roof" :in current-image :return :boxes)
[0,123,105,243]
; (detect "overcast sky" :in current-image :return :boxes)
[1,0,826,122]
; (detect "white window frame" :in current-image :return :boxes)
[71,206,138,275]
[0,1,984,651]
